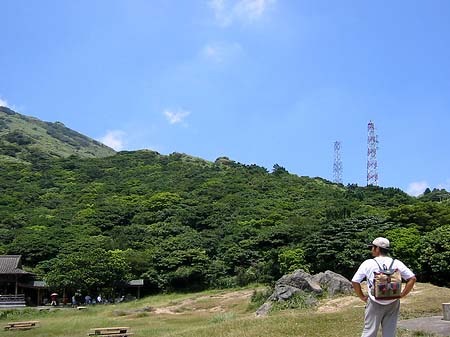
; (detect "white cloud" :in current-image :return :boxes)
[164,108,191,125]
[209,0,276,27]
[0,97,9,107]
[201,41,243,63]
[406,181,429,197]
[209,0,232,26]
[235,0,272,20]
[98,130,126,151]
[203,44,221,60]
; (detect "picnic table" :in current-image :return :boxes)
[88,326,133,337]
[4,320,40,331]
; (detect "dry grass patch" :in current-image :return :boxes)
[1,283,448,337]
[400,282,450,319]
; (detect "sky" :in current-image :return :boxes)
[1,0,450,196]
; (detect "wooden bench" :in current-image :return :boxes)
[88,326,134,337]
[4,320,40,331]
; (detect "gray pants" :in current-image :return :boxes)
[361,299,400,337]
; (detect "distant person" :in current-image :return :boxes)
[72,295,77,307]
[352,237,416,337]
[97,294,102,304]
[50,293,58,306]
[85,295,92,305]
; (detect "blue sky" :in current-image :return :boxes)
[1,0,450,195]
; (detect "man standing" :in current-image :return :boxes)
[352,237,416,337]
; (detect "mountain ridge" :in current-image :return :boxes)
[0,106,115,163]
[1,107,449,292]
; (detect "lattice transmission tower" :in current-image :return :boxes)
[333,141,343,184]
[367,120,379,186]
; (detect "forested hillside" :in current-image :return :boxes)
[1,148,450,294]
[0,106,115,163]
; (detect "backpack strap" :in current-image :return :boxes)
[373,258,383,270]
[388,258,396,269]
[373,258,395,271]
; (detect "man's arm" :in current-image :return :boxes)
[352,281,368,303]
[400,276,416,299]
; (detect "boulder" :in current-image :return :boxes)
[268,270,322,302]
[255,269,352,317]
[312,270,353,297]
[255,302,272,317]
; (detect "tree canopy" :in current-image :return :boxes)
[0,150,449,293]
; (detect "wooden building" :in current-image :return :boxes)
[0,255,47,307]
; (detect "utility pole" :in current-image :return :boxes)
[333,141,343,184]
[367,120,379,186]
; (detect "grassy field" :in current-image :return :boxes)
[1,283,448,337]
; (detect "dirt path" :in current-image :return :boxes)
[316,295,362,313]
[153,289,255,315]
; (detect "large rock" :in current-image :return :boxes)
[255,302,272,317]
[256,269,352,317]
[268,270,323,301]
[312,270,353,297]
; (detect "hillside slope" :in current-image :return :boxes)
[0,106,115,163]
[0,149,421,290]
[0,108,448,292]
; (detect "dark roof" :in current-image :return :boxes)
[0,255,29,275]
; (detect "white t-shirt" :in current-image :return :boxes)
[352,256,415,305]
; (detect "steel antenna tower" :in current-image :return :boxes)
[367,120,379,186]
[333,141,343,184]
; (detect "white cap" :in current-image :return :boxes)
[369,237,390,249]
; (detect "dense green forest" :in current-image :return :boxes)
[1,149,450,295]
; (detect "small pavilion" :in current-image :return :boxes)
[0,255,29,295]
[0,255,47,306]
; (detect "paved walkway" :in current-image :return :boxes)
[398,316,450,336]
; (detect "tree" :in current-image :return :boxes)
[384,227,422,274]
[388,202,450,233]
[305,216,398,278]
[420,225,450,286]
[40,248,131,293]
[278,246,310,274]
[272,164,288,175]
[7,227,60,265]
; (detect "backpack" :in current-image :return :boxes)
[372,258,402,300]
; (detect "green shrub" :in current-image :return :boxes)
[271,292,318,312]
[247,287,273,311]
